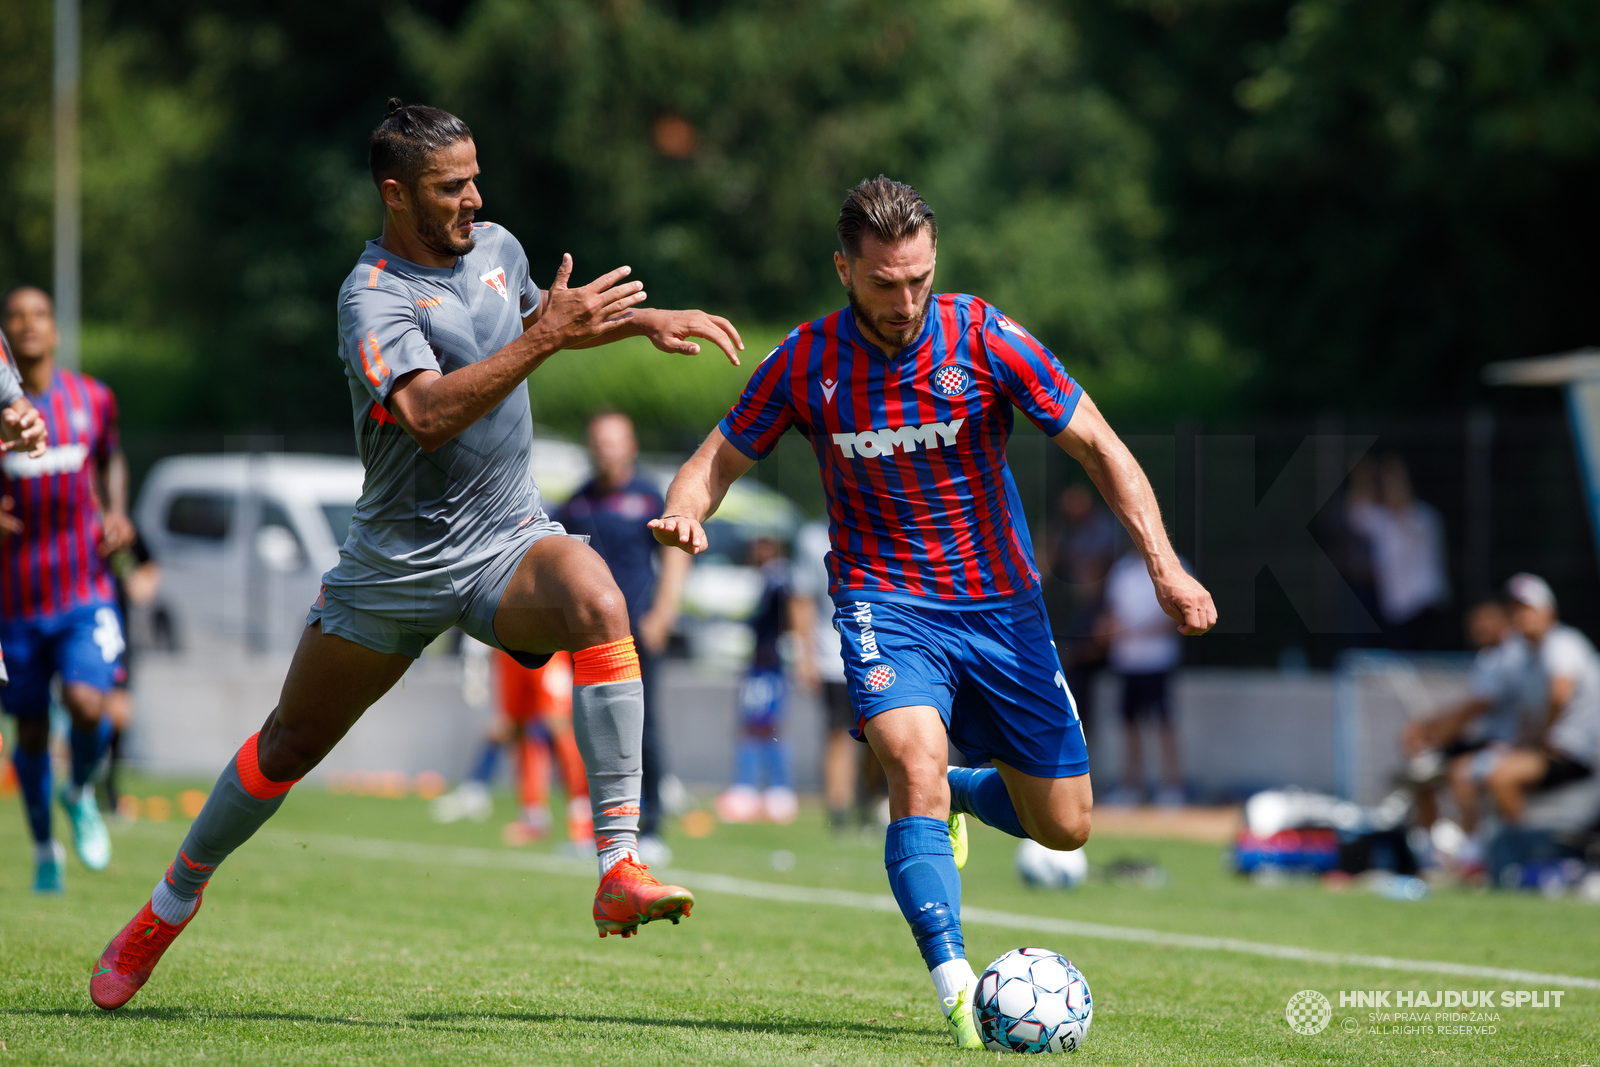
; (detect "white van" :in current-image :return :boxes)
[135,440,801,659]
[136,454,365,654]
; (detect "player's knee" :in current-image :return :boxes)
[1033,810,1091,852]
[572,584,630,642]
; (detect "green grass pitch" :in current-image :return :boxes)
[1,777,1595,1065]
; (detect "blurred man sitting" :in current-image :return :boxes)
[1402,599,1530,845]
[1485,574,1600,828]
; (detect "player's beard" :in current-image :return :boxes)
[416,205,476,259]
[847,284,932,354]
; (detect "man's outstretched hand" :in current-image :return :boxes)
[0,496,21,538]
[649,514,709,555]
[0,401,47,457]
[635,309,744,366]
[537,254,648,349]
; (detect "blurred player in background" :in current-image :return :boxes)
[89,99,742,1011]
[653,177,1214,1048]
[1047,484,1121,740]
[554,410,689,862]
[1100,548,1186,808]
[433,642,591,846]
[103,531,161,815]
[1485,574,1600,825]
[0,326,48,836]
[715,534,802,825]
[1,287,125,895]
[793,517,888,833]
[1401,598,1530,868]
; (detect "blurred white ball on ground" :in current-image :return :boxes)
[1016,839,1088,889]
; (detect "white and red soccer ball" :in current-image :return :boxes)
[974,947,1093,1053]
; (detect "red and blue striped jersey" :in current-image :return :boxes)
[0,368,120,619]
[718,293,1082,608]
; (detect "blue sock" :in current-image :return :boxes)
[14,748,52,844]
[468,739,501,784]
[734,736,763,788]
[885,815,964,970]
[948,766,1027,838]
[69,717,112,791]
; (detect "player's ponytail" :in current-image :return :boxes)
[369,99,473,190]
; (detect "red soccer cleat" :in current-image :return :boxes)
[89,894,202,1010]
[593,857,693,938]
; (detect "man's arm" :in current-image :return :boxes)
[637,546,692,655]
[1402,697,1492,755]
[97,449,136,556]
[388,256,646,451]
[1054,394,1217,635]
[789,592,819,691]
[1541,675,1577,740]
[648,428,756,555]
[531,305,743,363]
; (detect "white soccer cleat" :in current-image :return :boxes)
[430,781,492,824]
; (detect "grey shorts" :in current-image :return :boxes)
[308,518,568,667]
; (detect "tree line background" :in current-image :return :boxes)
[1,0,1595,444]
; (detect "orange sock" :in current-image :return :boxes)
[572,637,641,685]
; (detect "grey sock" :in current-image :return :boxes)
[162,753,290,902]
[571,677,644,877]
[150,877,198,924]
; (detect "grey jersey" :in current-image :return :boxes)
[1467,633,1532,744]
[1537,623,1600,764]
[0,333,22,407]
[335,225,544,574]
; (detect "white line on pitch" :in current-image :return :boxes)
[281,832,1600,991]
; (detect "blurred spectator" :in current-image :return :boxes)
[1047,484,1121,737]
[102,532,161,815]
[791,519,888,833]
[1101,550,1185,808]
[1401,599,1531,838]
[716,536,800,825]
[1485,574,1600,825]
[554,411,689,863]
[432,642,592,847]
[1346,455,1450,649]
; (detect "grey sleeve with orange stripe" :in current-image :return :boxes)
[0,334,20,407]
[339,281,441,406]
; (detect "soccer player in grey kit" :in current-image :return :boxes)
[89,100,744,1011]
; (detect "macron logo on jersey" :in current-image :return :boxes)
[831,419,964,459]
[1,443,90,479]
[480,267,508,301]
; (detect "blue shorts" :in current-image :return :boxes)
[834,592,1088,779]
[0,603,126,718]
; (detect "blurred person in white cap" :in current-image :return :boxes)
[1485,573,1600,826]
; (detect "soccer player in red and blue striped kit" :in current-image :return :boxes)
[0,286,132,894]
[654,177,1217,1048]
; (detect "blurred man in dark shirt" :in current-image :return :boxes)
[555,411,689,862]
[1048,484,1121,738]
